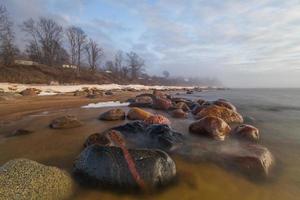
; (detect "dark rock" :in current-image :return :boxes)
[189,116,231,141]
[171,109,188,118]
[0,159,74,200]
[50,115,82,129]
[7,129,33,137]
[105,91,114,95]
[84,133,113,148]
[73,145,176,189]
[99,109,125,121]
[186,90,194,94]
[232,124,259,142]
[195,105,243,124]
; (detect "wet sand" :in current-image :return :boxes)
[0,90,299,200]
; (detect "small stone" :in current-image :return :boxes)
[232,124,259,142]
[50,115,82,129]
[99,109,125,121]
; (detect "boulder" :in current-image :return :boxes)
[20,88,39,96]
[171,109,188,118]
[153,90,166,98]
[153,97,173,110]
[130,96,153,108]
[7,129,33,137]
[232,124,259,142]
[73,90,87,96]
[196,98,206,105]
[213,99,237,112]
[84,133,113,148]
[127,107,153,120]
[196,105,243,124]
[189,116,231,141]
[144,114,171,125]
[50,115,82,129]
[0,159,74,200]
[175,102,190,112]
[99,109,125,121]
[186,90,194,94]
[112,121,184,150]
[73,145,176,189]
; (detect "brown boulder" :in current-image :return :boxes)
[175,102,190,112]
[214,99,237,111]
[196,98,206,105]
[232,124,259,142]
[153,97,173,110]
[196,105,243,124]
[20,88,39,96]
[189,116,231,141]
[171,109,188,118]
[50,115,82,129]
[127,107,153,120]
[144,114,171,125]
[99,109,125,121]
[129,96,153,107]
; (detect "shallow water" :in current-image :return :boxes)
[0,89,300,200]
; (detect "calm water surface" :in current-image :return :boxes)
[0,89,299,200]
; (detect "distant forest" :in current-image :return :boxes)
[0,5,221,86]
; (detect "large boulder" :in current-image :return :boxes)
[189,116,231,141]
[50,115,82,129]
[196,105,243,124]
[152,97,173,110]
[112,121,184,150]
[171,109,188,118]
[127,107,153,120]
[213,99,237,112]
[73,145,176,189]
[99,109,125,121]
[144,114,171,125]
[232,124,259,142]
[0,159,74,200]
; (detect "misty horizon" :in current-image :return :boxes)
[2,0,300,88]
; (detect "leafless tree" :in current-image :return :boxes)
[22,17,64,66]
[113,50,124,75]
[126,51,145,80]
[66,26,86,73]
[85,38,103,72]
[120,66,130,79]
[0,5,18,66]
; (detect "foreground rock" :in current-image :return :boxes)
[73,145,176,189]
[175,143,274,179]
[189,116,231,141]
[171,109,188,118]
[99,109,125,121]
[144,114,171,125]
[50,115,82,129]
[127,107,153,120]
[0,159,74,200]
[196,105,243,124]
[112,121,184,150]
[232,124,259,142]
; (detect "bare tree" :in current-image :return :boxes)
[0,5,18,66]
[120,66,130,79]
[66,26,86,73]
[113,50,124,75]
[126,51,145,80]
[22,17,64,66]
[85,38,103,72]
[163,70,170,78]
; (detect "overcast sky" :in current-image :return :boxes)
[1,0,300,88]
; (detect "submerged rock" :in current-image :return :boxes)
[196,105,243,124]
[73,145,176,189]
[7,129,33,137]
[0,159,74,200]
[112,121,184,150]
[127,107,153,120]
[171,109,188,118]
[213,99,237,112]
[50,115,82,129]
[189,116,231,141]
[144,114,171,125]
[232,124,259,142]
[99,109,125,121]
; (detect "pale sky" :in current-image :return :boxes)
[2,0,300,88]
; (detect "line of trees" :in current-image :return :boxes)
[0,5,146,81]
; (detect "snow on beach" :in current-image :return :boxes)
[0,83,199,96]
[81,101,130,108]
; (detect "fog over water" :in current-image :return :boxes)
[2,0,300,87]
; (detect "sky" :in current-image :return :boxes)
[1,0,300,88]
